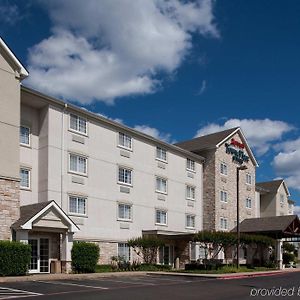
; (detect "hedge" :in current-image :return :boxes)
[71,242,100,273]
[0,241,31,276]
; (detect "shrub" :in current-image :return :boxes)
[0,240,31,276]
[71,242,100,273]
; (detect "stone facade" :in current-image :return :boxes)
[200,132,257,231]
[0,178,20,240]
[98,242,118,264]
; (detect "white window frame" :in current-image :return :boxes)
[220,217,228,230]
[186,214,196,229]
[186,185,196,201]
[118,243,131,262]
[156,176,167,194]
[156,146,167,162]
[155,209,167,225]
[69,153,88,176]
[118,166,133,186]
[118,203,132,221]
[68,195,87,216]
[118,132,132,150]
[220,162,227,176]
[220,190,228,203]
[246,197,252,209]
[69,114,88,135]
[20,125,31,147]
[186,158,196,172]
[20,168,31,190]
[246,173,252,185]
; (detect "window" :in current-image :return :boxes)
[20,168,30,189]
[156,147,167,162]
[220,217,228,230]
[220,190,228,203]
[246,197,252,209]
[70,114,87,135]
[186,215,195,228]
[280,194,284,204]
[118,167,132,185]
[118,203,132,220]
[156,209,167,225]
[69,153,87,175]
[246,173,252,185]
[118,132,132,150]
[20,126,30,146]
[156,177,167,194]
[69,195,86,215]
[186,185,195,200]
[220,162,227,175]
[118,243,131,262]
[186,158,195,172]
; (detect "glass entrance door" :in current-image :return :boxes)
[159,245,174,266]
[28,238,50,273]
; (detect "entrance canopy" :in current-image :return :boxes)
[234,215,300,239]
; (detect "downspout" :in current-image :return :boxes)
[61,103,67,208]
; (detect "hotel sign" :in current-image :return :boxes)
[225,138,249,164]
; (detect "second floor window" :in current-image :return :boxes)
[156,209,167,225]
[69,196,86,215]
[118,167,132,185]
[156,147,167,162]
[220,190,228,203]
[186,215,195,228]
[220,162,227,175]
[69,154,87,175]
[246,197,252,209]
[220,217,228,230]
[156,177,167,194]
[70,114,87,134]
[119,132,132,150]
[186,185,195,200]
[20,126,30,146]
[118,203,132,220]
[186,158,195,172]
[246,173,252,185]
[280,194,284,205]
[20,168,30,189]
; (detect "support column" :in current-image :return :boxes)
[61,232,73,273]
[276,239,283,270]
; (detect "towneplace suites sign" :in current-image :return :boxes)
[225,138,249,164]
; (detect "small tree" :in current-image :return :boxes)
[71,242,100,273]
[128,237,165,264]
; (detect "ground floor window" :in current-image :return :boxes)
[118,243,131,262]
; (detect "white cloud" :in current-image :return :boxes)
[0,3,20,25]
[134,125,172,143]
[273,137,300,191]
[197,79,207,95]
[26,0,218,104]
[293,205,300,216]
[195,118,293,155]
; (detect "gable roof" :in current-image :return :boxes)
[233,215,300,238]
[175,127,259,167]
[12,200,79,232]
[0,37,28,79]
[256,179,290,196]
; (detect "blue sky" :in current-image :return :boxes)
[1,0,300,208]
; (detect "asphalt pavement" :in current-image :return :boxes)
[0,272,300,299]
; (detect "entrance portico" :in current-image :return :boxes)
[12,201,79,273]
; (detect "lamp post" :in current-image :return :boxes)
[236,165,248,269]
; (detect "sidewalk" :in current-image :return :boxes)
[147,268,300,280]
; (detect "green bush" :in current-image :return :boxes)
[0,240,31,276]
[71,242,100,273]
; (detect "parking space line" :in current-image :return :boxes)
[0,286,43,300]
[35,280,109,290]
[0,287,42,296]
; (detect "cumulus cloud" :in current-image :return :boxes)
[195,118,293,155]
[134,125,173,143]
[273,137,300,191]
[26,0,218,104]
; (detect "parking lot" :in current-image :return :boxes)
[0,272,298,299]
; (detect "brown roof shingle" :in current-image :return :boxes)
[255,180,284,193]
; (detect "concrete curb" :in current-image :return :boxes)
[147,268,300,280]
[0,271,148,283]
